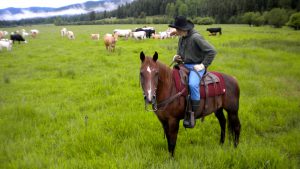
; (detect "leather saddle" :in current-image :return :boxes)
[174,64,224,97]
[173,64,226,115]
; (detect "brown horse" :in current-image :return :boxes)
[139,51,241,156]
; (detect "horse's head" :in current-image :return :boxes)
[139,51,159,110]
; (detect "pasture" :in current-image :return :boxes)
[0,24,299,168]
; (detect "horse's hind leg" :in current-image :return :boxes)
[227,110,241,147]
[215,108,226,144]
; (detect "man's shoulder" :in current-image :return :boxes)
[188,29,201,37]
[190,32,204,41]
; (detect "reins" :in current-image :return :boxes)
[157,87,186,109]
[143,87,186,112]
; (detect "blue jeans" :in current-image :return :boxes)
[184,64,205,101]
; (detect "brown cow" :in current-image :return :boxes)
[151,33,160,39]
[91,33,100,40]
[0,31,4,39]
[104,33,118,52]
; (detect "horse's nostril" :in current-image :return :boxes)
[152,96,156,104]
[144,95,152,104]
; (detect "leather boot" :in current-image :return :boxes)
[183,100,200,128]
[191,100,200,114]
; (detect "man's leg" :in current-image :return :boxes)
[186,70,205,127]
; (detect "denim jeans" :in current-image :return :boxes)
[184,64,205,101]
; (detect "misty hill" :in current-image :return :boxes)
[0,0,134,21]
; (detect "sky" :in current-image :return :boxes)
[0,0,101,9]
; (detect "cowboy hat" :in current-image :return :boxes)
[169,16,194,31]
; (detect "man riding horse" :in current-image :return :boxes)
[169,16,217,128]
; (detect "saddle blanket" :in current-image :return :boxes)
[172,69,226,98]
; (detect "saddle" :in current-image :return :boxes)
[172,64,226,114]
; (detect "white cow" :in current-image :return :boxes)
[0,39,13,51]
[159,31,168,39]
[142,26,154,30]
[61,28,67,37]
[30,29,39,34]
[30,29,39,38]
[131,31,146,40]
[113,29,132,39]
[22,31,29,37]
[67,31,75,40]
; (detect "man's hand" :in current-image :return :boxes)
[173,55,183,63]
[194,64,205,71]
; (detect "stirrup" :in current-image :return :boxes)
[183,111,195,128]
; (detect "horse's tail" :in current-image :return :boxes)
[227,114,235,139]
[224,74,241,146]
[227,111,241,147]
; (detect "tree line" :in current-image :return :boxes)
[0,0,299,29]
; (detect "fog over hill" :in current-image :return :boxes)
[0,0,134,21]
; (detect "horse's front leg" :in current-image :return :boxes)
[166,118,180,156]
[158,119,168,140]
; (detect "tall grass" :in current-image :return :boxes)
[0,24,299,168]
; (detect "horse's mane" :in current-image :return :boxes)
[156,59,173,86]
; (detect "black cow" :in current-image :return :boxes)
[135,28,155,38]
[10,34,27,44]
[206,27,222,36]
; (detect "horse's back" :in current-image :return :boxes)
[219,72,239,97]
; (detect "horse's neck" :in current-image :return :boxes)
[157,63,175,102]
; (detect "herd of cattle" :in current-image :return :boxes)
[58,26,178,52]
[0,26,221,52]
[0,26,178,52]
[0,29,39,51]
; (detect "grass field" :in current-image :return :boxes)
[0,24,300,169]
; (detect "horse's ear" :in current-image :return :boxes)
[140,51,145,62]
[153,51,158,62]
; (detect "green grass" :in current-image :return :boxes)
[1,24,300,168]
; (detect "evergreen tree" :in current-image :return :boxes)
[178,4,188,16]
[287,12,300,29]
[166,3,176,18]
[266,8,289,27]
[89,11,96,21]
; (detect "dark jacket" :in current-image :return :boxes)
[177,29,216,68]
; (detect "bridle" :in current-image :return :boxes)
[140,68,159,111]
[140,63,186,112]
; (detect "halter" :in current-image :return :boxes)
[140,71,159,112]
[143,87,186,112]
[140,60,186,112]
